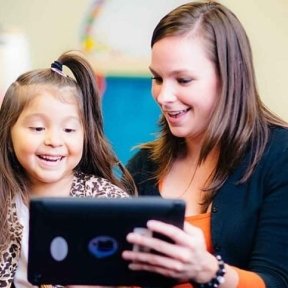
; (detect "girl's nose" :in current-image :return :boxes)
[44,129,63,147]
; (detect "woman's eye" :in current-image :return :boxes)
[151,76,162,84]
[177,78,192,84]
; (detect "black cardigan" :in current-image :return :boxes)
[126,127,288,288]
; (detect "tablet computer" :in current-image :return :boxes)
[28,196,186,287]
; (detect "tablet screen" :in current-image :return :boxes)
[28,196,185,286]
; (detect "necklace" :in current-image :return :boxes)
[175,163,198,199]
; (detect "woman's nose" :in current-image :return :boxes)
[154,83,177,105]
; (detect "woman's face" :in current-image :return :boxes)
[150,35,220,143]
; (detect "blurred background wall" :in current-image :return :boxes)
[1,0,288,162]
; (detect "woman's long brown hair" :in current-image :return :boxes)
[142,2,287,210]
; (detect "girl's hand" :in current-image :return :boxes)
[122,220,218,283]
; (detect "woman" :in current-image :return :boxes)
[123,2,288,288]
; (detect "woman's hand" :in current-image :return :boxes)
[122,220,218,283]
[65,285,131,288]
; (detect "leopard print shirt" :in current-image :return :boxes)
[0,171,129,288]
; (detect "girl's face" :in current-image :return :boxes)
[150,35,220,143]
[11,86,84,191]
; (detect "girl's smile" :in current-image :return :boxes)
[11,86,84,191]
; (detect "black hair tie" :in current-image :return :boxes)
[51,61,63,71]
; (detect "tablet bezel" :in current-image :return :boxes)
[28,196,185,286]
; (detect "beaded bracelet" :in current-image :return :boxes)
[196,254,226,288]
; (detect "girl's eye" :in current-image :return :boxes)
[151,76,163,84]
[29,127,44,132]
[64,128,76,133]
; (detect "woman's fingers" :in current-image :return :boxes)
[123,249,184,271]
[122,247,200,281]
[122,220,210,282]
[123,221,207,268]
[126,229,194,262]
[124,220,207,262]
[148,220,204,244]
[128,261,189,280]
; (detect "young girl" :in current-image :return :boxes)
[0,51,135,287]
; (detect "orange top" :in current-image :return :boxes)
[173,213,211,288]
[173,214,265,288]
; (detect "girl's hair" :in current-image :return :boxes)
[0,51,136,249]
[143,1,287,208]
